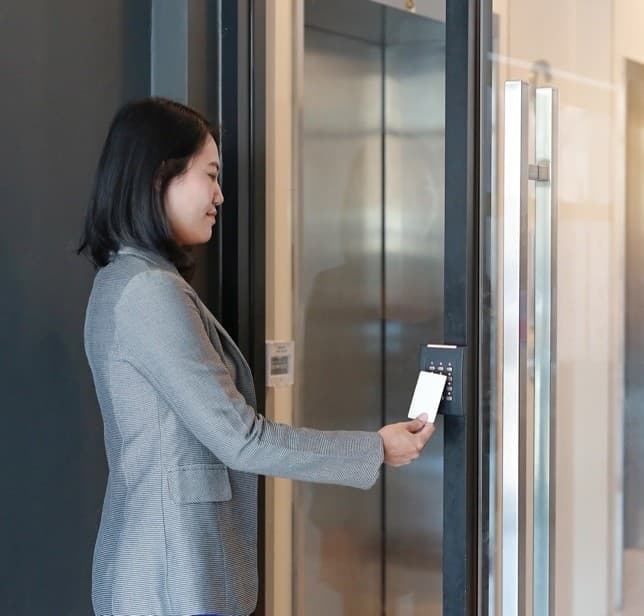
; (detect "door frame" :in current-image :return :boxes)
[443,0,483,614]
[259,0,486,614]
[215,1,268,614]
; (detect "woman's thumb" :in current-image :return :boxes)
[407,414,428,432]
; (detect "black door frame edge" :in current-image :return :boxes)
[250,2,267,612]
[444,0,481,614]
[218,0,267,450]
[477,0,494,613]
[219,1,267,614]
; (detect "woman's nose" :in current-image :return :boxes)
[214,184,224,207]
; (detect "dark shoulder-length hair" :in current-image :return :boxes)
[77,97,219,281]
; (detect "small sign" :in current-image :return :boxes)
[265,341,294,387]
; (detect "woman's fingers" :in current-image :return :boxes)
[378,415,437,467]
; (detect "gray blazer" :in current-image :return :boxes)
[83,245,384,616]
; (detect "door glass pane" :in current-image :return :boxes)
[383,7,445,616]
[293,1,445,614]
[294,2,384,613]
[482,2,644,615]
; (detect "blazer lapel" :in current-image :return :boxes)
[195,298,256,402]
[211,316,253,379]
[211,318,258,409]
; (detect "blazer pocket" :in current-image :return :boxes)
[166,463,232,504]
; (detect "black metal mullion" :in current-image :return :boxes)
[235,0,251,357]
[444,1,481,615]
[477,1,494,613]
[250,2,267,615]
[201,0,224,317]
[249,3,266,412]
[219,2,267,614]
[220,0,241,342]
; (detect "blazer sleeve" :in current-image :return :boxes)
[114,269,384,489]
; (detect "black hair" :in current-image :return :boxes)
[77,97,219,281]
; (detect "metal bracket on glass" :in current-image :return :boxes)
[528,161,550,182]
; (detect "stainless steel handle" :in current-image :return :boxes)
[533,86,558,616]
[502,81,558,616]
[502,79,530,616]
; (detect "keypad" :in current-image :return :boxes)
[426,361,454,401]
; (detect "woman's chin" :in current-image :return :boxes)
[197,227,214,243]
[181,232,212,247]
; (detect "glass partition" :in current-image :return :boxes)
[482,2,644,615]
[293,0,445,613]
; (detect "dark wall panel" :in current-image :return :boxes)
[0,2,151,613]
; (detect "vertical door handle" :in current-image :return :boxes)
[533,86,558,616]
[502,81,558,616]
[502,79,530,616]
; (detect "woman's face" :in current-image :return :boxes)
[164,134,223,246]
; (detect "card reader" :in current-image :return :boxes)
[419,344,466,417]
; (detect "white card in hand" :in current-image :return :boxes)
[408,371,447,423]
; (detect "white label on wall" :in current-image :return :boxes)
[265,341,294,387]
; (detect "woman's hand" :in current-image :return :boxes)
[378,414,435,467]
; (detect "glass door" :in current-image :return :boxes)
[289,0,489,613]
[480,1,633,615]
[292,1,448,614]
[273,1,644,614]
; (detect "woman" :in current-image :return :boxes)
[78,98,435,616]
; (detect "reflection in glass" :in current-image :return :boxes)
[293,0,445,614]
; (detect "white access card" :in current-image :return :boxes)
[408,370,447,423]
